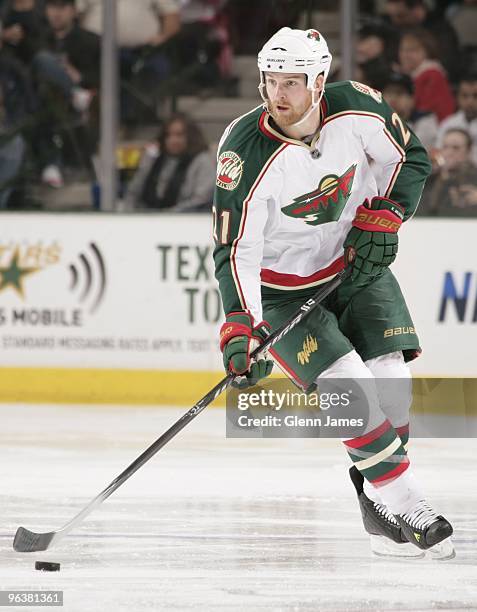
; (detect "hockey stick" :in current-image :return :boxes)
[13,268,349,553]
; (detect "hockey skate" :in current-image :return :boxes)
[349,466,424,558]
[395,500,455,560]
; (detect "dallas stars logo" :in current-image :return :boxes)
[0,250,40,298]
[282,164,357,226]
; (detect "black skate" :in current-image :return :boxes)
[395,501,455,559]
[349,466,424,558]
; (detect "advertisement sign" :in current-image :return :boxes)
[393,219,477,376]
[0,213,222,371]
[0,213,475,402]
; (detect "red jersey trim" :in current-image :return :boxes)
[258,96,329,144]
[258,111,285,142]
[269,348,308,390]
[260,256,344,288]
[320,94,328,122]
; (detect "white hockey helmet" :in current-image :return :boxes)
[257,27,332,97]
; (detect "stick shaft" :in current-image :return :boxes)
[14,269,347,549]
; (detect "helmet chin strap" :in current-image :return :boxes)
[290,87,322,128]
[258,82,271,112]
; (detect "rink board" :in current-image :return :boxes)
[0,213,475,404]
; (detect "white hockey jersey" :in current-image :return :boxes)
[213,81,431,322]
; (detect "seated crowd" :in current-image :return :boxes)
[0,0,230,209]
[356,0,477,216]
[0,0,476,216]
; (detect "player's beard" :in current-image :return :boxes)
[269,97,312,129]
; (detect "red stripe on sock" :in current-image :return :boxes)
[343,419,392,449]
[371,459,410,485]
[396,424,409,436]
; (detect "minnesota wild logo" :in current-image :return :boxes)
[307,30,321,41]
[282,164,357,226]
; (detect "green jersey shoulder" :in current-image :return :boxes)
[324,80,388,119]
[323,80,431,219]
[215,106,284,202]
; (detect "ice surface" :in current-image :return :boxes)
[1,404,476,611]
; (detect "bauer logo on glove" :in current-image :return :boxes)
[344,196,404,283]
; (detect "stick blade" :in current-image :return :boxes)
[13,527,55,552]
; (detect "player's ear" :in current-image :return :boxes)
[314,74,325,92]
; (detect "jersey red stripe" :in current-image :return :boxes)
[261,256,344,287]
[258,111,286,142]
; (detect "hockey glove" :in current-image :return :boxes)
[343,196,404,282]
[220,312,274,389]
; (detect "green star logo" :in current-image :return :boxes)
[0,250,40,298]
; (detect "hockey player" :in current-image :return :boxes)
[213,27,454,558]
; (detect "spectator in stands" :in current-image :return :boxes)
[78,0,180,49]
[0,29,32,207]
[354,20,399,91]
[30,0,100,187]
[398,28,455,123]
[35,0,100,108]
[77,0,180,122]
[227,0,303,55]
[1,0,45,65]
[384,0,461,82]
[437,74,477,165]
[421,128,477,216]
[353,60,389,92]
[123,113,214,212]
[356,19,399,68]
[78,0,179,80]
[172,0,234,93]
[448,0,477,76]
[382,72,438,150]
[447,0,477,50]
[0,24,35,125]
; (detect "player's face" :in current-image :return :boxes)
[457,81,477,121]
[265,73,312,128]
[442,131,470,170]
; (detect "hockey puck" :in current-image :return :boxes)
[35,561,60,572]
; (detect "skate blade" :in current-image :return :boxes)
[426,537,456,561]
[370,535,425,559]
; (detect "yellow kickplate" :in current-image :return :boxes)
[0,368,226,406]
